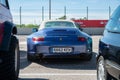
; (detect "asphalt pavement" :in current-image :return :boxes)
[17,35,101,80]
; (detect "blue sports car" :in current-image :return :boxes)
[27,20,92,61]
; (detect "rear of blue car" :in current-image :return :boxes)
[27,21,92,61]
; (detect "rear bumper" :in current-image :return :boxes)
[28,45,92,59]
[36,45,88,54]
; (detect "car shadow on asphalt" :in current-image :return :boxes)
[20,50,32,69]
[19,78,49,80]
[19,50,97,70]
[35,52,97,70]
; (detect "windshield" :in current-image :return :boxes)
[44,21,75,28]
[106,6,120,33]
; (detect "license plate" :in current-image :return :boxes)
[52,47,72,53]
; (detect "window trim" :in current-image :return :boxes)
[5,0,9,9]
[0,0,9,9]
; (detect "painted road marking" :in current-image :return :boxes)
[20,73,96,76]
[19,42,26,44]
[20,56,26,59]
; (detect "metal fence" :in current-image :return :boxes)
[11,7,114,25]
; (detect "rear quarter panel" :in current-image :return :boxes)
[100,30,120,79]
[0,2,14,51]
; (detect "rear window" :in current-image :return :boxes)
[44,21,75,28]
[106,6,120,33]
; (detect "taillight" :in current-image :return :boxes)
[32,37,44,41]
[0,23,4,44]
[78,37,86,42]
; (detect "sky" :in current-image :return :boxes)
[9,0,120,24]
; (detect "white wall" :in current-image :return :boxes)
[83,28,104,35]
[17,28,33,35]
[17,28,105,35]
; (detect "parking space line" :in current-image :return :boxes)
[20,73,96,76]
[20,56,26,59]
[19,42,26,45]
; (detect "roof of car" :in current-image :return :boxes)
[39,20,76,30]
[42,20,74,23]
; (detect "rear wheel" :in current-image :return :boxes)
[86,53,92,61]
[0,35,20,80]
[86,44,93,61]
[27,54,37,62]
[27,54,33,61]
[97,56,113,80]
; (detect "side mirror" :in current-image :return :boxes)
[32,28,38,33]
[75,23,83,31]
[79,27,83,31]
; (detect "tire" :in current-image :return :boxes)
[97,56,113,80]
[0,36,20,80]
[86,53,92,61]
[86,43,93,61]
[27,54,33,62]
[27,54,36,62]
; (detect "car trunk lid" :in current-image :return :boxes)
[45,28,79,42]
[46,29,76,36]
